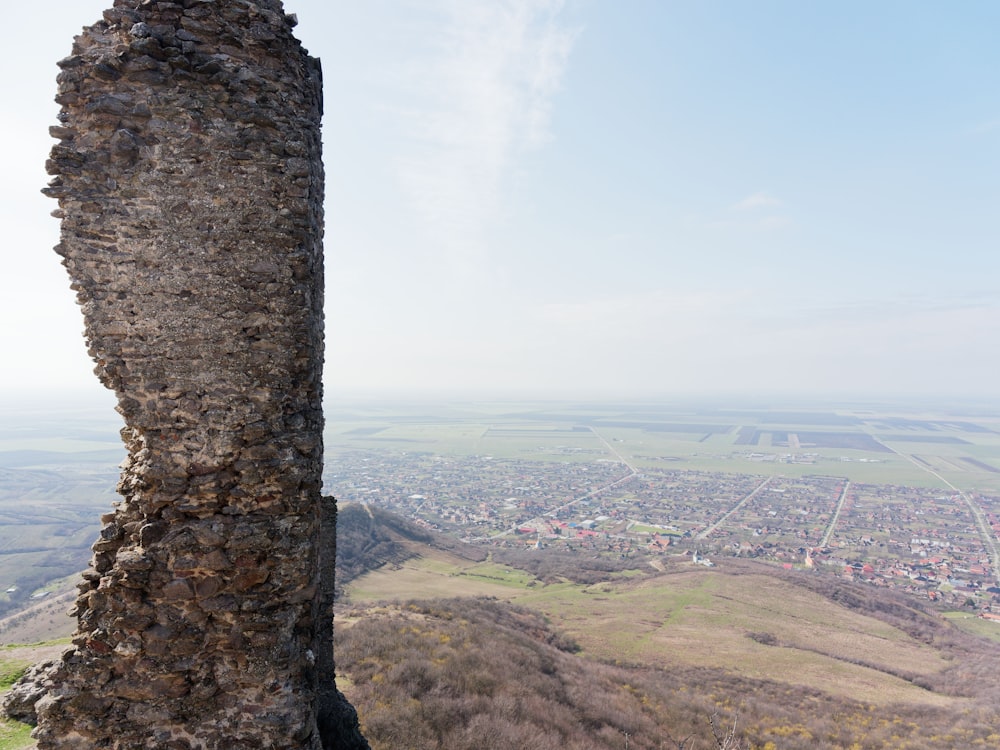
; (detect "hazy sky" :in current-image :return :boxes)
[3,1,1000,403]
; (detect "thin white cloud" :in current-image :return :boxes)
[725,191,792,232]
[394,0,577,265]
[732,191,783,211]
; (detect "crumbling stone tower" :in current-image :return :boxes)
[33,1,365,747]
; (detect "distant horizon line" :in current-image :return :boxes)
[1,384,998,412]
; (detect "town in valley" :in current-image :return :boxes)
[323,400,1000,617]
[4,397,1000,629]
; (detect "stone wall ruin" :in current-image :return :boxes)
[11,1,367,747]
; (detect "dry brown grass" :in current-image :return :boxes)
[347,556,963,707]
[519,569,957,706]
[0,592,75,648]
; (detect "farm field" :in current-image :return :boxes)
[4,396,1000,629]
[325,399,1000,492]
[0,396,123,624]
[323,400,1000,618]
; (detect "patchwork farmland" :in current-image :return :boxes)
[325,400,1000,615]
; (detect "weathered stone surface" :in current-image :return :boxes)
[1,661,59,724]
[7,1,368,747]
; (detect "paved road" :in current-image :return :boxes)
[485,426,639,540]
[820,480,852,548]
[696,476,772,541]
[871,437,1000,588]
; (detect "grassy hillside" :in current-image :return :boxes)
[346,555,969,706]
[0,643,67,750]
[335,503,487,596]
[337,506,1000,749]
[335,597,1000,750]
[0,719,31,750]
[0,585,76,647]
[6,504,1000,748]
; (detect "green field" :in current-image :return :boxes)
[0,720,32,750]
[324,400,1000,492]
[943,611,1000,643]
[0,641,69,750]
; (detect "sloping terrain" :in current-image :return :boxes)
[335,597,1000,750]
[335,503,487,597]
[336,506,1000,749]
[7,504,1000,749]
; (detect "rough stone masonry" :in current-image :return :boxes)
[17,0,367,747]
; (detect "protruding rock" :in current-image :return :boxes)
[8,2,367,748]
